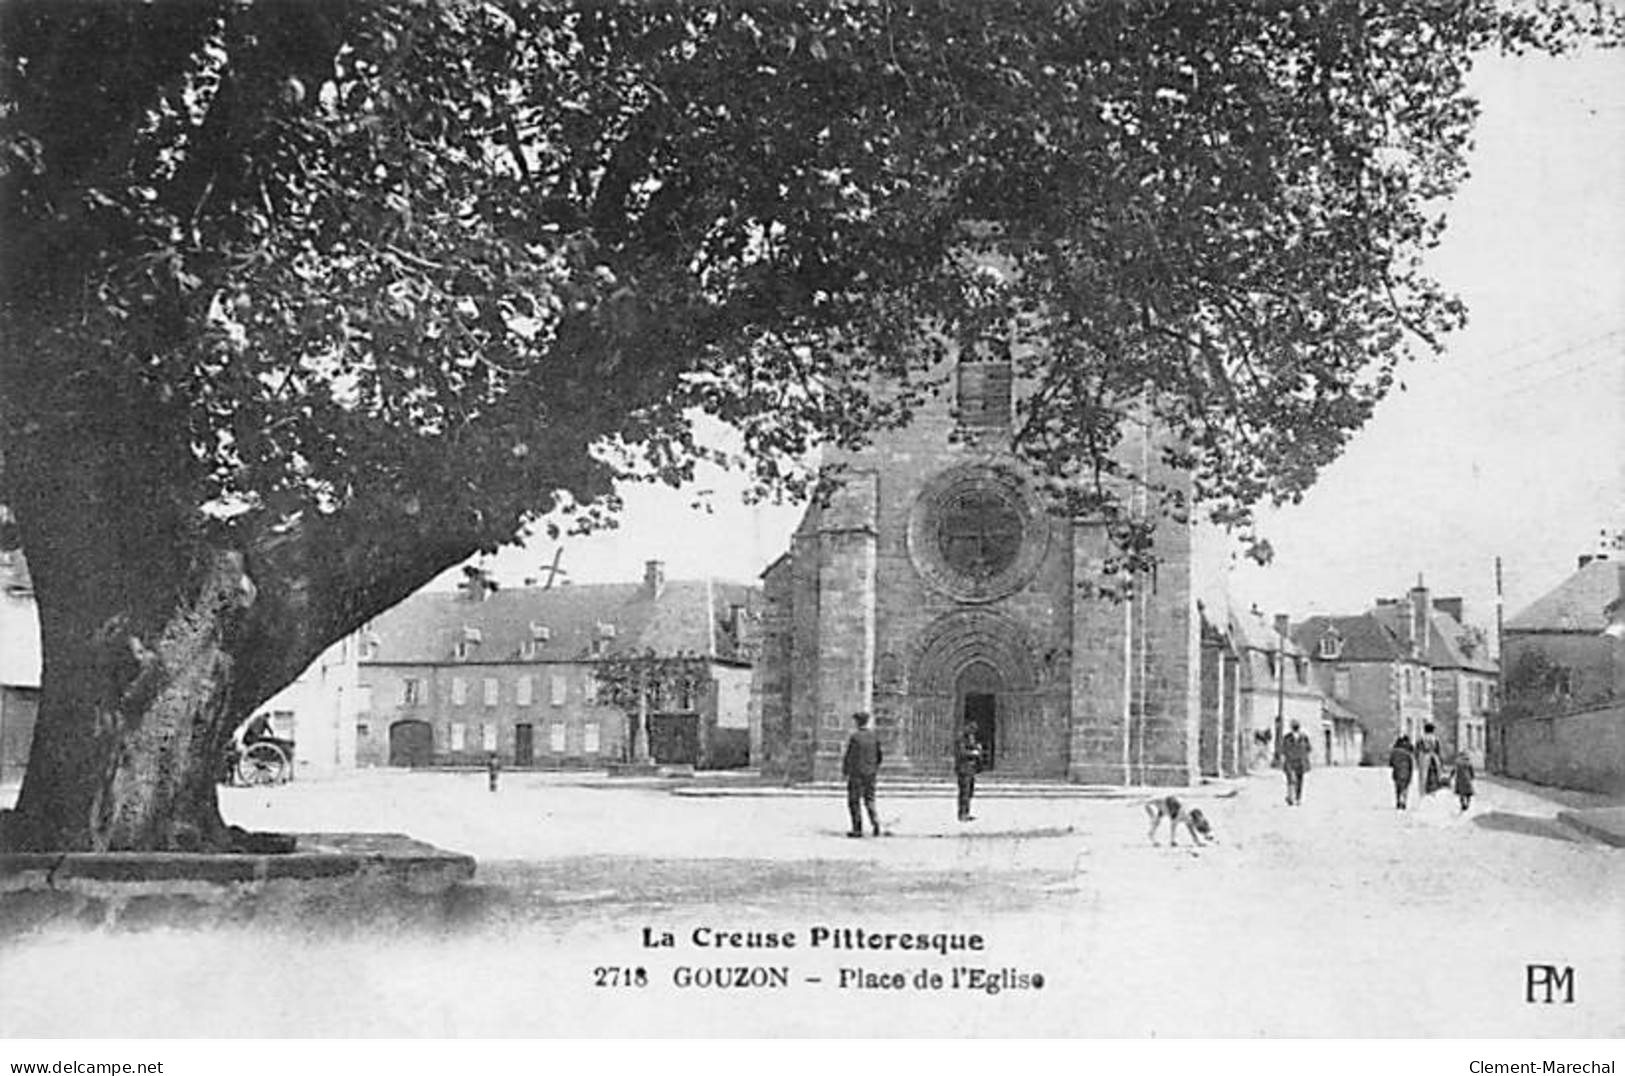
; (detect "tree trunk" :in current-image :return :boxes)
[0,433,494,853]
[6,549,256,852]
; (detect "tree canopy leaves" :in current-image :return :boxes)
[3,0,1619,583]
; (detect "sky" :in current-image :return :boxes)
[461,46,1625,639]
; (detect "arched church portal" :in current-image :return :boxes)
[906,609,1057,776]
[955,661,1003,770]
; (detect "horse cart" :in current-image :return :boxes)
[222,714,295,786]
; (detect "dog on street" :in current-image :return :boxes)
[1144,795,1213,847]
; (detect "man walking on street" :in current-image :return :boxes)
[842,711,883,838]
[954,724,984,822]
[1281,718,1312,806]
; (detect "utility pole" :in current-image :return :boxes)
[1274,632,1286,768]
[1493,556,1505,774]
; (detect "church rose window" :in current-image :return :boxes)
[907,463,1050,604]
[937,487,1023,578]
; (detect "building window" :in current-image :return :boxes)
[452,677,468,706]
[550,673,568,707]
[1403,668,1413,696]
[1333,669,1351,701]
[549,722,567,753]
[481,723,497,752]
[583,722,601,755]
[450,722,467,752]
[357,723,370,737]
[956,354,1013,429]
[516,675,533,707]
[403,678,422,706]
[1318,634,1341,660]
[483,678,499,707]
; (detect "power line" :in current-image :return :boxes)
[1482,345,1623,400]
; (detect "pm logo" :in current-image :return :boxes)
[1525,964,1574,1003]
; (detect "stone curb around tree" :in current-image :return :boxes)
[0,832,476,935]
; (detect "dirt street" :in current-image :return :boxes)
[1,767,1619,1037]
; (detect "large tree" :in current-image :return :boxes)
[0,1,1615,851]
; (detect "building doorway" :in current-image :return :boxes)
[955,659,1003,772]
[388,719,433,768]
[963,692,997,771]
[514,723,534,767]
[650,713,700,765]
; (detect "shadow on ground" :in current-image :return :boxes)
[1471,810,1585,843]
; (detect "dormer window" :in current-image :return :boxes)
[520,622,551,660]
[1318,632,1342,660]
[596,622,617,640]
[454,625,482,662]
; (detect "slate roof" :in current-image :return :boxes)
[1228,605,1310,659]
[1506,558,1625,634]
[1368,604,1498,674]
[1292,614,1408,663]
[362,579,761,667]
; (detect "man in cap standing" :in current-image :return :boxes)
[842,711,883,837]
[1281,718,1313,806]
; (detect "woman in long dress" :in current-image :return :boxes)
[1417,723,1445,795]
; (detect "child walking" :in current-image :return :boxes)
[1451,750,1475,812]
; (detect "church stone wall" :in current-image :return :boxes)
[752,363,1209,786]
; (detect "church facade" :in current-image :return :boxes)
[752,353,1219,786]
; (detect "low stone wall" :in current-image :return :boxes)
[1502,702,1625,796]
[0,832,475,935]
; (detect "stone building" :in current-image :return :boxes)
[357,562,759,771]
[1229,606,1357,771]
[1498,546,1625,793]
[1370,592,1498,764]
[246,631,363,779]
[753,348,1222,786]
[1294,579,1495,766]
[1294,599,1434,767]
[0,545,40,784]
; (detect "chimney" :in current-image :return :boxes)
[643,559,665,600]
[1409,576,1431,661]
[1435,597,1464,624]
[1273,613,1291,641]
